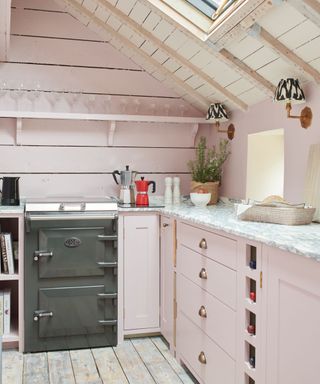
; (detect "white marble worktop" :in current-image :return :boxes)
[0,204,25,214]
[119,200,320,262]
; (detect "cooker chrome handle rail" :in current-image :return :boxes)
[34,250,53,261]
[97,261,118,267]
[97,235,118,241]
[98,320,118,325]
[33,310,53,322]
[27,213,118,221]
[97,293,118,299]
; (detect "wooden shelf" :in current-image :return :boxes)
[3,328,19,343]
[0,110,207,124]
[0,110,206,146]
[0,273,19,281]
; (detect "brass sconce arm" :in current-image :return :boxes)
[285,102,313,129]
[216,121,235,140]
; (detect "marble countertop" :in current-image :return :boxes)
[120,200,320,262]
[2,199,319,262]
[0,204,25,214]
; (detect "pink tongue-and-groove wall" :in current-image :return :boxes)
[0,0,207,199]
[1,0,320,202]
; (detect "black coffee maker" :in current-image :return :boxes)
[0,177,20,206]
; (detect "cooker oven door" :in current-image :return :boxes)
[24,214,118,352]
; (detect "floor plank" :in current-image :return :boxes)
[113,340,155,384]
[2,337,195,384]
[132,338,183,384]
[2,350,23,384]
[92,347,129,384]
[23,352,50,384]
[47,350,76,384]
[151,337,196,384]
[69,349,102,384]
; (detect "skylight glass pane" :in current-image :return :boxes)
[185,0,217,18]
[185,0,234,19]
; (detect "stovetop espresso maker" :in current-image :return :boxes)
[0,177,20,206]
[135,177,156,206]
[112,166,137,204]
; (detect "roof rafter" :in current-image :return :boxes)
[250,23,320,84]
[143,0,275,99]
[59,0,210,113]
[0,0,11,61]
[96,0,248,111]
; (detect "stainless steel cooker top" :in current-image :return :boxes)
[25,196,118,214]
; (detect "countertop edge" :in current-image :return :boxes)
[120,204,320,262]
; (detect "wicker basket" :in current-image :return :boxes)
[236,204,315,225]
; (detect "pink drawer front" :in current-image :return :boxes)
[177,312,235,384]
[177,245,236,309]
[178,273,236,358]
[177,222,237,270]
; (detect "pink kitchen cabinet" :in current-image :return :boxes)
[122,214,160,334]
[160,215,175,349]
[263,245,320,384]
[176,220,238,383]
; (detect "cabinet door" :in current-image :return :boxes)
[123,215,159,331]
[265,246,320,384]
[160,215,174,346]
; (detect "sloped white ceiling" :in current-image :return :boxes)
[8,0,320,115]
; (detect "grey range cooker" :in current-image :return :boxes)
[24,197,118,352]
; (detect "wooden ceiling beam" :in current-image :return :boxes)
[59,0,210,113]
[250,23,320,84]
[96,0,248,111]
[143,0,275,102]
[286,0,320,29]
[0,0,11,61]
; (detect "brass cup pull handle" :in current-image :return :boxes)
[163,223,169,227]
[199,238,207,249]
[199,268,208,279]
[198,351,207,365]
[198,305,207,318]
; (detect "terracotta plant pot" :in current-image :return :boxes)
[191,181,219,205]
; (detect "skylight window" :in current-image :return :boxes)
[147,0,242,40]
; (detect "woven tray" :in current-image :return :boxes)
[236,204,315,225]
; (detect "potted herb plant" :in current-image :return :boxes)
[188,136,231,205]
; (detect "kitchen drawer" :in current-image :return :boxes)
[178,274,236,358]
[177,245,236,309]
[177,222,237,270]
[177,312,235,384]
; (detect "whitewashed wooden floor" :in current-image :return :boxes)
[3,337,196,384]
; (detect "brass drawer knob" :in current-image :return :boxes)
[199,268,208,280]
[198,305,207,318]
[199,238,207,249]
[198,351,207,364]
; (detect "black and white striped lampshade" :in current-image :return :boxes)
[206,103,229,121]
[274,78,306,104]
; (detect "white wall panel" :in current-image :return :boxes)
[0,63,176,97]
[11,8,99,40]
[0,146,193,173]
[0,173,192,198]
[8,35,140,69]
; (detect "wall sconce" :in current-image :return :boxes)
[274,78,313,129]
[206,103,235,140]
